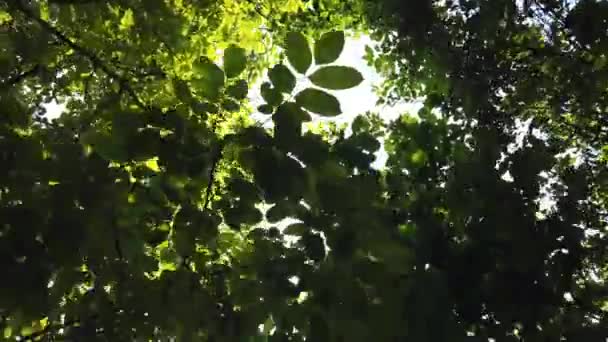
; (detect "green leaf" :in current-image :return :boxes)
[285,32,312,74]
[284,223,307,235]
[235,126,273,147]
[159,244,179,266]
[411,149,428,165]
[262,316,274,335]
[224,45,247,78]
[173,230,195,256]
[193,58,225,85]
[224,204,262,229]
[308,66,363,90]
[364,44,374,62]
[192,101,219,115]
[266,203,287,223]
[295,88,341,116]
[228,178,261,202]
[221,98,240,112]
[172,79,193,103]
[226,79,248,99]
[120,9,135,30]
[353,132,380,152]
[80,130,129,162]
[268,64,296,93]
[314,31,344,64]
[111,111,144,141]
[352,115,370,133]
[257,104,274,114]
[261,82,283,106]
[273,102,311,148]
[249,336,269,342]
[128,128,162,160]
[3,326,11,339]
[275,102,311,123]
[192,57,225,99]
[302,233,325,262]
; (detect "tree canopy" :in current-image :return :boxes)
[0,0,606,341]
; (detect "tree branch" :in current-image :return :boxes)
[12,0,147,109]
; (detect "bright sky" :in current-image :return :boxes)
[321,35,421,124]
[246,35,422,167]
[329,36,417,167]
[248,35,421,125]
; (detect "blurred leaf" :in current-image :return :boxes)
[80,130,129,162]
[261,82,284,106]
[273,102,311,148]
[226,79,249,99]
[257,104,274,114]
[224,45,247,78]
[222,98,241,112]
[172,79,193,103]
[284,223,308,235]
[193,57,225,99]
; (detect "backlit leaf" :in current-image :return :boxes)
[285,32,312,74]
[295,88,341,116]
[192,57,225,99]
[284,223,307,235]
[314,31,344,64]
[308,66,363,90]
[257,104,274,114]
[221,98,240,112]
[268,64,296,93]
[226,79,248,99]
[261,82,283,106]
[224,45,247,78]
[273,102,311,148]
[80,130,129,162]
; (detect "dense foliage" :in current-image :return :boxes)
[0,0,606,341]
